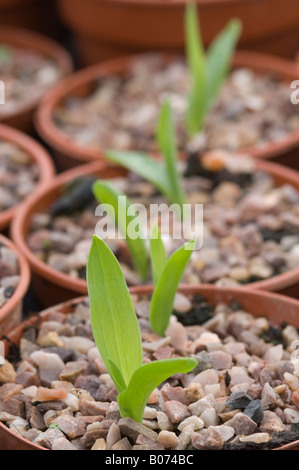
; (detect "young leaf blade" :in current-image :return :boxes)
[87,236,143,390]
[205,19,242,112]
[156,100,186,211]
[150,240,195,337]
[118,358,197,423]
[105,150,170,198]
[107,359,127,393]
[185,2,207,136]
[150,224,168,286]
[105,150,183,210]
[93,180,149,282]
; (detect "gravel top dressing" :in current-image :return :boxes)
[0,45,61,117]
[53,57,299,154]
[0,139,39,212]
[0,295,298,450]
[27,154,299,287]
[0,242,20,310]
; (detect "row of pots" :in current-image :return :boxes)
[1,6,299,451]
[0,24,298,170]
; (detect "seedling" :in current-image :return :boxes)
[185,3,242,137]
[93,180,148,282]
[104,9,241,204]
[87,236,197,423]
[149,225,195,336]
[0,46,12,63]
[105,100,186,215]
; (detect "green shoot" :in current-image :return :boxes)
[93,180,148,282]
[185,3,242,136]
[149,225,195,337]
[105,100,186,215]
[87,236,197,423]
[150,224,167,287]
[0,46,12,63]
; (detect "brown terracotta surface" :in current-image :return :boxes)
[0,124,56,233]
[10,157,299,307]
[0,234,30,338]
[36,51,299,172]
[0,0,61,38]
[1,286,299,449]
[0,26,73,133]
[57,0,299,65]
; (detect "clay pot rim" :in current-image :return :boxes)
[0,25,73,124]
[10,156,299,296]
[1,285,299,450]
[57,0,299,8]
[0,233,30,329]
[36,50,299,165]
[0,124,56,232]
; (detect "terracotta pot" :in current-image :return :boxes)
[0,26,73,133]
[10,157,299,307]
[36,51,299,172]
[1,285,299,450]
[0,124,56,233]
[0,234,30,338]
[56,0,299,66]
[0,0,61,38]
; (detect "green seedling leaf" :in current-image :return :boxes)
[150,224,168,286]
[156,100,186,211]
[49,423,62,431]
[107,359,127,393]
[185,2,207,136]
[93,180,148,282]
[150,239,195,336]
[0,46,12,63]
[185,3,242,136]
[106,100,186,214]
[87,236,143,390]
[205,19,242,112]
[105,150,170,196]
[118,358,197,423]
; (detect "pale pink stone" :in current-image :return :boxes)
[36,387,67,402]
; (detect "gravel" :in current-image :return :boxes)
[26,153,299,287]
[53,56,299,154]
[0,295,298,450]
[0,44,61,117]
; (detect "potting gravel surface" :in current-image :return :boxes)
[0,295,299,450]
[0,44,61,117]
[0,139,39,212]
[26,153,299,287]
[53,56,299,153]
[0,242,21,309]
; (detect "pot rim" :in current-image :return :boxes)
[0,124,56,231]
[0,233,30,329]
[58,0,299,9]
[0,25,73,124]
[35,50,299,165]
[10,156,299,296]
[1,285,299,450]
